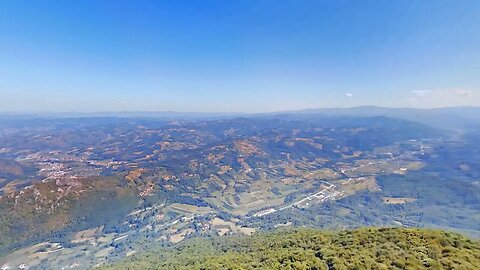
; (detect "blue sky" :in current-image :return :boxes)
[0,0,479,112]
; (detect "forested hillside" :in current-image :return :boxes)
[100,228,480,270]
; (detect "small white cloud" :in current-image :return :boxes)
[345,93,353,97]
[407,88,476,107]
[452,88,473,97]
[412,88,473,98]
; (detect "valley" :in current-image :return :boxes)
[0,115,479,269]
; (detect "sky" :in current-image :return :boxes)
[0,0,479,113]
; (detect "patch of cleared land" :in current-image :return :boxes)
[339,176,380,195]
[168,203,213,215]
[210,217,256,236]
[383,197,417,204]
[71,226,104,244]
[169,228,195,244]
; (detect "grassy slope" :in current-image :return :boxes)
[100,228,480,270]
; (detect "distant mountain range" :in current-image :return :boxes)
[2,106,480,130]
[281,106,480,130]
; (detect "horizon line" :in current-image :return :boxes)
[1,105,479,118]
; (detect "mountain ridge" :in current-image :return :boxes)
[2,106,480,130]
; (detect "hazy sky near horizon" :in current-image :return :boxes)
[1,0,479,113]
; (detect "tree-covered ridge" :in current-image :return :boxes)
[100,228,480,270]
